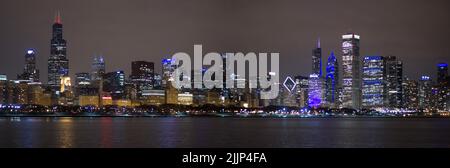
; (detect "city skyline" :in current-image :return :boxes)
[0,2,449,112]
[1,0,449,82]
[3,1,450,162]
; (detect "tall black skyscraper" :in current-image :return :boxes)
[402,78,419,110]
[131,61,154,98]
[437,63,448,85]
[91,56,106,81]
[384,56,403,108]
[48,12,68,91]
[103,71,125,99]
[419,76,432,110]
[312,38,322,76]
[18,49,40,82]
[436,63,448,110]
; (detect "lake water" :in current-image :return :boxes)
[1,117,449,148]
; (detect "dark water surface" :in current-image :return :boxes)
[1,117,449,148]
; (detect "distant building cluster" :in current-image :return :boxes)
[298,34,449,113]
[0,15,449,113]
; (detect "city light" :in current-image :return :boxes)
[421,76,430,81]
[438,63,448,68]
[0,12,448,118]
[27,49,35,54]
[283,76,297,93]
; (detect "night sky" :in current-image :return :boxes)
[0,0,449,82]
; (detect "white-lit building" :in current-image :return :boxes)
[341,33,361,109]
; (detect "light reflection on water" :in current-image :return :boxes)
[100,118,113,148]
[0,117,450,148]
[57,117,74,148]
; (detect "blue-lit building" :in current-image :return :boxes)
[308,74,323,108]
[362,56,385,108]
[325,52,339,106]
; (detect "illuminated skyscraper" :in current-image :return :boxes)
[162,58,177,89]
[131,61,154,98]
[89,56,105,106]
[18,49,40,82]
[436,63,448,110]
[308,74,323,108]
[402,78,419,110]
[11,81,29,104]
[384,56,403,108]
[312,38,322,76]
[295,76,309,108]
[103,71,125,99]
[437,63,448,85]
[75,73,91,86]
[362,56,385,108]
[91,56,105,81]
[74,72,93,104]
[0,75,7,104]
[153,73,162,89]
[419,76,432,110]
[48,12,68,91]
[219,54,232,103]
[325,52,339,105]
[341,33,361,109]
[280,77,299,107]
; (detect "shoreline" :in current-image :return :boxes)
[1,115,449,119]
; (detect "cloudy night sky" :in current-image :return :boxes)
[0,0,449,81]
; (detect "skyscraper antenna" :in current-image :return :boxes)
[55,11,62,24]
[317,37,321,48]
